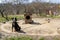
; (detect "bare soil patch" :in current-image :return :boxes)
[1,18,60,36]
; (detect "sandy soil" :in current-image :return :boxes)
[1,18,60,36]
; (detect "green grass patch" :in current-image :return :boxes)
[39,13,47,17]
[39,37,44,40]
[0,15,24,22]
[8,15,24,20]
[5,36,32,40]
[47,15,60,18]
[0,17,6,22]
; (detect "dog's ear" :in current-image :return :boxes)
[15,18,17,21]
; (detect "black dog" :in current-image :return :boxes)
[12,17,21,32]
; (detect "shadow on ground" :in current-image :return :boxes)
[17,30,26,34]
[30,22,41,25]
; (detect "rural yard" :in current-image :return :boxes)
[0,0,60,40]
[1,18,60,35]
[1,18,60,40]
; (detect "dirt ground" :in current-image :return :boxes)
[1,18,60,36]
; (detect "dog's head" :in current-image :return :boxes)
[12,17,17,22]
